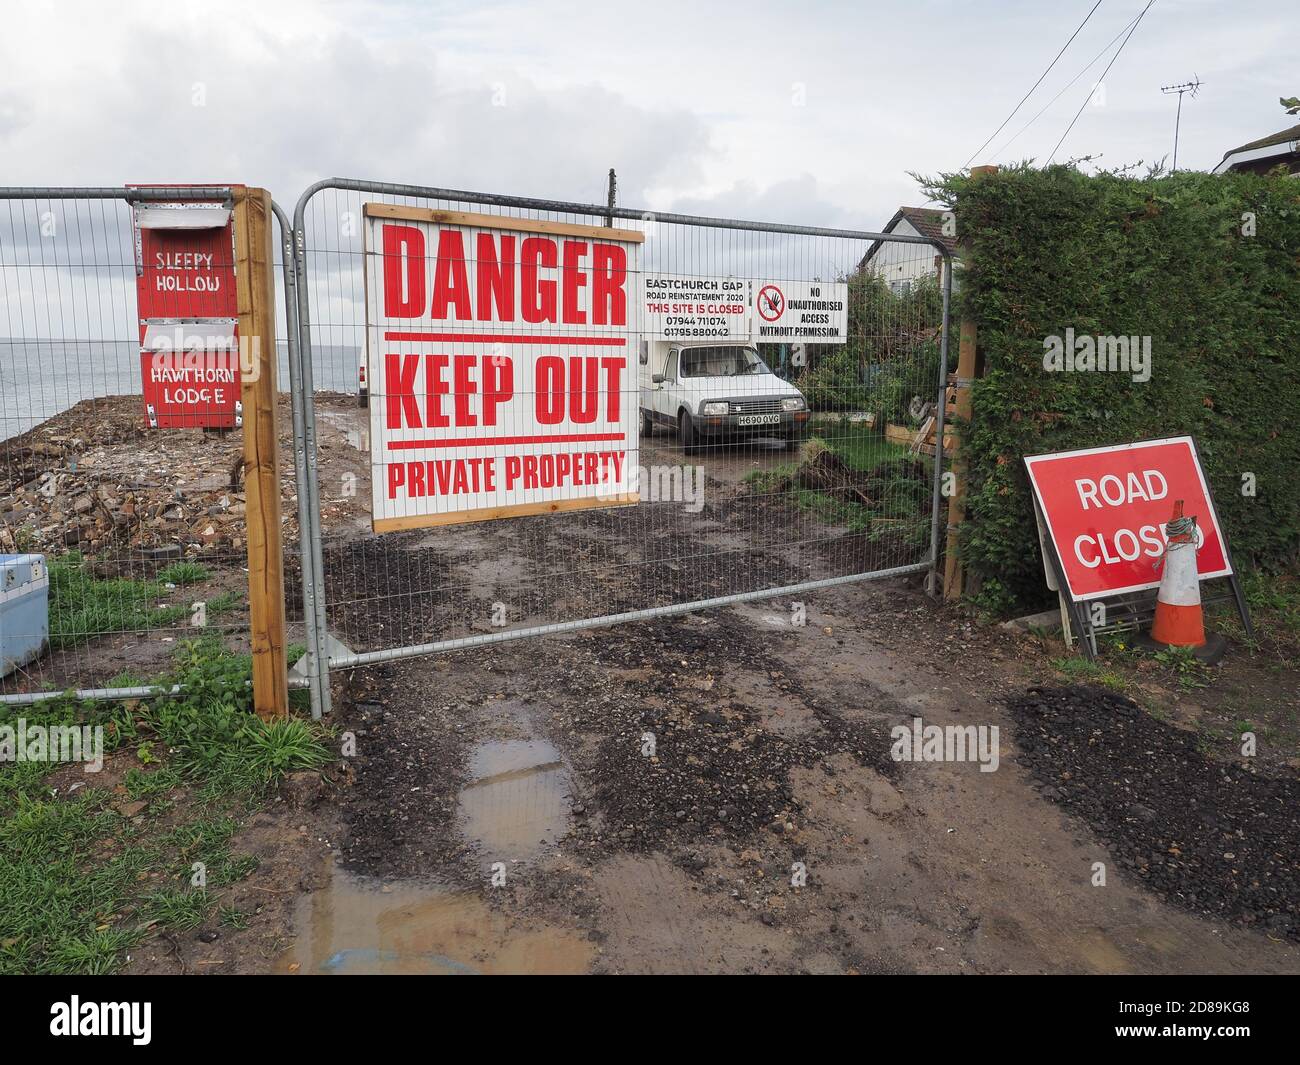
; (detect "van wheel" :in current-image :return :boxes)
[678,411,700,454]
[641,409,654,437]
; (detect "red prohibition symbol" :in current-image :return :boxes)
[756,284,784,322]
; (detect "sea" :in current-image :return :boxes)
[0,339,359,442]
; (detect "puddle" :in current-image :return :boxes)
[279,869,594,975]
[458,739,572,863]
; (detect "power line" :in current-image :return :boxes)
[1046,0,1157,165]
[963,0,1106,169]
[991,10,1145,159]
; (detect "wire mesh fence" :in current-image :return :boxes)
[291,181,952,704]
[0,181,953,714]
[0,188,302,702]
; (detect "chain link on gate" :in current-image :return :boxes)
[0,187,312,707]
[288,178,952,721]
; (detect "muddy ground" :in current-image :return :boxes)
[137,489,1299,973]
[122,571,1300,976]
[12,397,1298,975]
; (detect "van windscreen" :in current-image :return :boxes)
[680,347,770,378]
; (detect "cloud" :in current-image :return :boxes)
[0,7,712,210]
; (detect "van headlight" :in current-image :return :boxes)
[701,401,729,416]
[781,396,806,411]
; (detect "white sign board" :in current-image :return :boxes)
[640,275,750,340]
[363,204,644,531]
[639,275,847,344]
[752,280,847,342]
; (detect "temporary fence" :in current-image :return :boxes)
[0,179,953,719]
[287,179,953,719]
[0,186,308,707]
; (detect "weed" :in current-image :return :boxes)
[156,562,211,586]
[244,719,331,784]
[0,639,330,974]
[1051,656,1128,692]
[1153,645,1211,691]
[123,765,182,800]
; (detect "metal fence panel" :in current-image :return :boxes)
[0,187,309,704]
[290,179,951,713]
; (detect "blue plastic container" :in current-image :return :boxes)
[0,553,50,677]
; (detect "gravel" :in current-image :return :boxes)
[1008,683,1300,941]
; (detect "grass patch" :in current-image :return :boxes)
[0,638,331,974]
[140,888,210,931]
[205,591,242,617]
[220,905,250,930]
[808,421,911,472]
[1050,656,1129,693]
[156,562,211,586]
[47,554,224,650]
[746,433,933,561]
[49,557,188,650]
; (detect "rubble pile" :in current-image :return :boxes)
[0,396,286,557]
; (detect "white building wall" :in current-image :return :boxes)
[865,218,946,293]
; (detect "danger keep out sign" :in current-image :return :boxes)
[1024,437,1232,601]
[364,204,644,531]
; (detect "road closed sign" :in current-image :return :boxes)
[363,204,644,531]
[1023,437,1232,601]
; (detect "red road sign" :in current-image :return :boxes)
[1023,437,1231,601]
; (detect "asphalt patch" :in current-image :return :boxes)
[1008,683,1300,941]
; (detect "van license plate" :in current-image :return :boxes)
[737,413,780,427]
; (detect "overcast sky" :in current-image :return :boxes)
[1,0,1296,230]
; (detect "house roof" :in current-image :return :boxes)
[1221,122,1300,158]
[858,206,957,270]
[1215,122,1300,172]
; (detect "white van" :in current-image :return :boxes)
[639,341,809,452]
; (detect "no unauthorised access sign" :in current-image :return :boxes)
[363,204,645,531]
[1023,437,1232,601]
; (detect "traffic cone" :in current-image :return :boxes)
[1142,500,1226,663]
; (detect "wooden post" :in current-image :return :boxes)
[942,319,977,599]
[943,164,997,601]
[233,186,289,720]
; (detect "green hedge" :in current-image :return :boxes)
[922,164,1300,614]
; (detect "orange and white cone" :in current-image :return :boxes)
[1144,500,1225,662]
